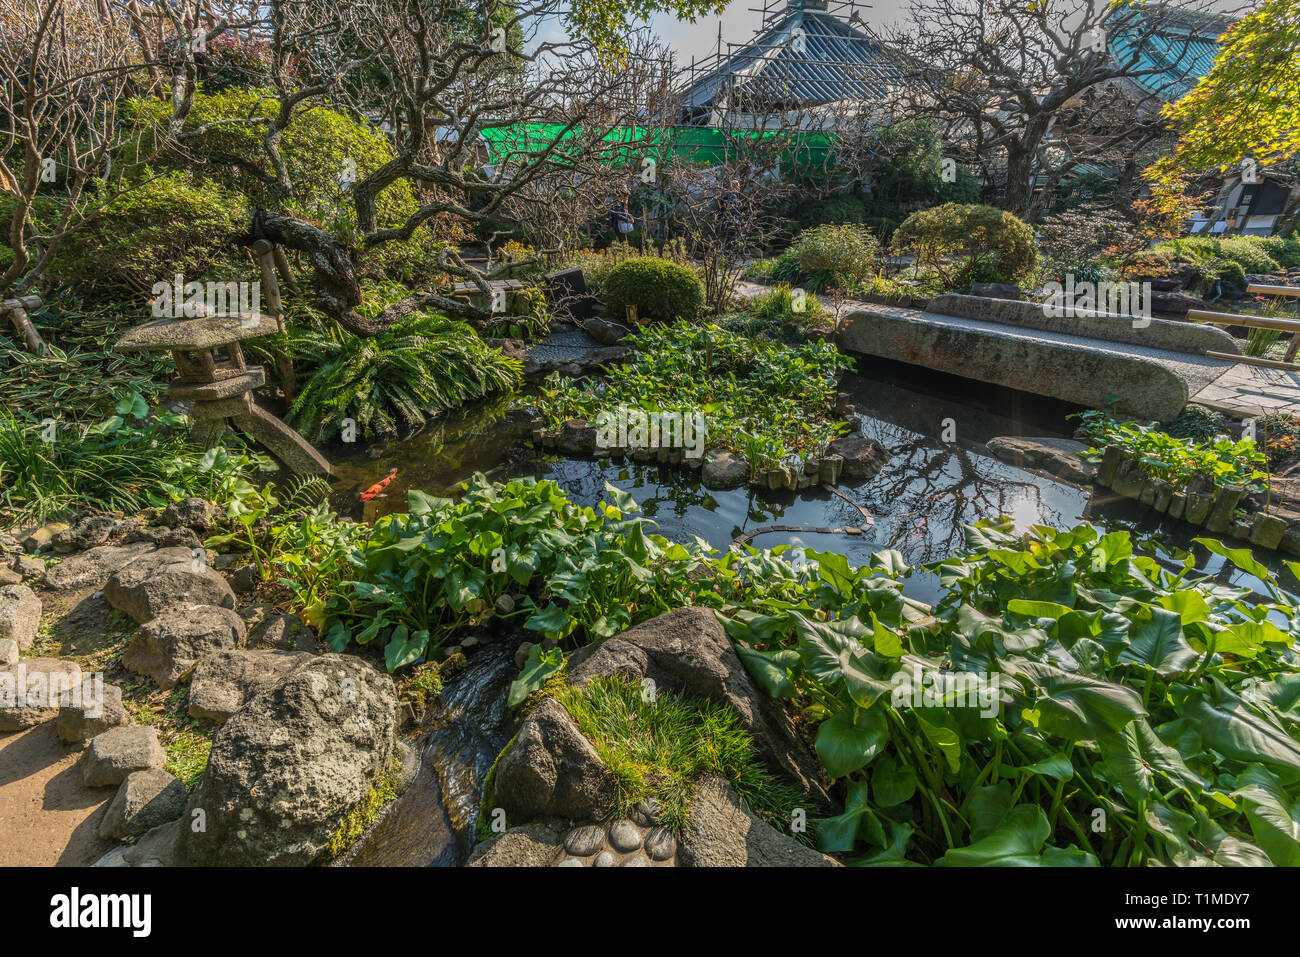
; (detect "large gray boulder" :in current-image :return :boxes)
[160,498,216,531]
[180,653,400,866]
[79,726,166,787]
[246,613,318,652]
[0,583,40,652]
[187,649,313,723]
[121,604,246,690]
[0,657,81,730]
[491,697,616,823]
[43,542,158,591]
[680,775,840,867]
[104,547,234,623]
[567,607,831,808]
[99,769,187,841]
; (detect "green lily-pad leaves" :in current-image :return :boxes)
[815,705,888,779]
[943,805,1098,866]
[507,643,564,708]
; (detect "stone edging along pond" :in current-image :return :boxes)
[986,435,1300,557]
[529,411,889,491]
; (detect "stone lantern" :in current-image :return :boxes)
[114,313,331,477]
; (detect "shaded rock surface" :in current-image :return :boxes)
[99,769,187,840]
[827,433,887,480]
[42,542,158,591]
[680,775,840,867]
[701,449,749,490]
[467,823,564,867]
[187,649,313,723]
[121,604,246,690]
[180,653,400,866]
[491,697,616,822]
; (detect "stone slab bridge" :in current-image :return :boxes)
[837,294,1243,422]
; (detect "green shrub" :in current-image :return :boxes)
[1259,235,1300,269]
[602,256,703,323]
[1217,236,1283,274]
[789,223,880,290]
[796,194,865,228]
[747,283,827,326]
[891,203,1038,287]
[49,172,246,294]
[285,293,522,441]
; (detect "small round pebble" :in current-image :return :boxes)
[632,797,661,827]
[607,819,644,853]
[644,827,677,862]
[620,852,652,867]
[564,824,605,857]
[593,850,617,867]
[555,857,585,867]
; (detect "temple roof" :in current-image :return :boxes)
[679,8,903,113]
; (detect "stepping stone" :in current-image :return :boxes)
[645,826,677,862]
[564,824,606,857]
[58,682,132,743]
[99,769,187,840]
[79,726,166,787]
[607,819,643,853]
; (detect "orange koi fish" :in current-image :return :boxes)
[360,468,398,502]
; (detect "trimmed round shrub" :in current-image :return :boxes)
[602,257,703,323]
[789,224,879,290]
[51,171,246,294]
[891,203,1037,286]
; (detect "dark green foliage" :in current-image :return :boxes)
[601,256,704,323]
[786,224,880,291]
[1165,404,1228,443]
[891,203,1038,287]
[50,171,247,295]
[285,299,522,442]
[796,194,866,228]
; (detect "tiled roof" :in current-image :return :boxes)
[680,10,903,110]
[1106,5,1234,102]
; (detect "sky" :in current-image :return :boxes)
[649,0,912,65]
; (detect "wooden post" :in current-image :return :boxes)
[253,239,297,401]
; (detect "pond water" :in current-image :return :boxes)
[324,355,1295,864]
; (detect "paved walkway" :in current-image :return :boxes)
[1189,364,1300,419]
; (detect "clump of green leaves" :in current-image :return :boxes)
[1076,409,1268,493]
[534,321,849,472]
[320,476,705,671]
[0,393,272,524]
[552,675,802,831]
[285,290,522,442]
[722,518,1300,866]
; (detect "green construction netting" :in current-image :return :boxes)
[477,123,841,173]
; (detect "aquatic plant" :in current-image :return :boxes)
[534,321,850,473]
[1076,409,1268,493]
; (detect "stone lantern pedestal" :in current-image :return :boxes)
[114,313,330,477]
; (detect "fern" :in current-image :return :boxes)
[285,310,523,442]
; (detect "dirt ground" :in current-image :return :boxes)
[0,722,116,866]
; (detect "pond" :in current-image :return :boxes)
[324,355,1295,864]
